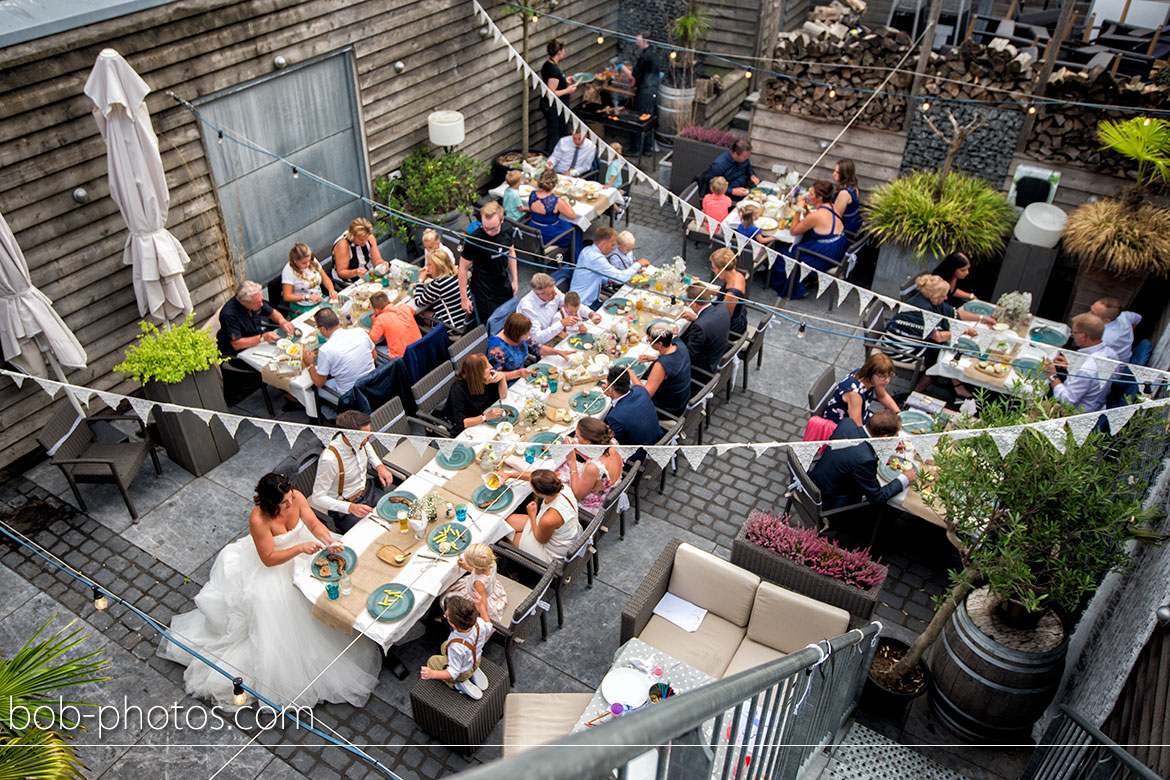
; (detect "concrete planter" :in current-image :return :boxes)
[143,369,238,476]
[872,242,938,299]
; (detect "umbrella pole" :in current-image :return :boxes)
[35,333,85,417]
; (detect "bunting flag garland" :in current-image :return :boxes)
[681,445,711,470]
[219,414,244,438]
[991,427,1022,457]
[250,418,276,439]
[127,397,154,424]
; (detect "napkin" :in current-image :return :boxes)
[653,592,707,633]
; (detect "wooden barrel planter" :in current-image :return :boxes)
[928,587,1068,741]
[656,83,696,143]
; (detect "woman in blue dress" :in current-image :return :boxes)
[487,313,573,383]
[634,321,691,418]
[832,159,863,236]
[769,180,847,300]
[529,169,584,260]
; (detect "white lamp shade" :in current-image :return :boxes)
[428,110,465,147]
[1014,202,1067,249]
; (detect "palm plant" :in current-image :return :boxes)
[1098,116,1170,190]
[669,2,711,92]
[0,617,109,780]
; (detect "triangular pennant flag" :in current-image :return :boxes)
[869,437,898,463]
[280,422,304,449]
[375,433,400,454]
[506,46,516,62]
[681,445,711,470]
[857,289,874,318]
[836,278,851,308]
[1132,365,1161,385]
[437,439,459,457]
[219,414,244,438]
[816,276,833,300]
[1068,415,1097,447]
[251,418,276,439]
[128,397,154,424]
[8,372,24,388]
[658,187,668,207]
[912,433,938,463]
[578,444,607,459]
[408,436,433,456]
[615,445,640,461]
[720,225,733,245]
[921,310,942,336]
[66,385,94,408]
[1105,403,1139,433]
[800,262,818,283]
[990,427,1022,457]
[715,443,738,456]
[547,444,574,462]
[192,409,216,426]
[670,195,682,215]
[33,376,61,398]
[646,446,674,469]
[750,443,772,459]
[792,443,819,471]
[313,426,336,447]
[784,254,795,279]
[493,28,501,44]
[765,247,778,268]
[753,243,766,261]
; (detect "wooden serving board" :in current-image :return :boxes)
[962,363,1010,387]
[376,544,410,567]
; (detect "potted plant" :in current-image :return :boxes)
[115,316,238,476]
[1061,116,1170,315]
[373,146,487,250]
[730,509,887,627]
[865,168,1015,297]
[872,386,1164,740]
[669,124,737,195]
[658,2,711,144]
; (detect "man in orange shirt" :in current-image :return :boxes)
[367,291,422,359]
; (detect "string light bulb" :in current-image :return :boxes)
[797,323,806,339]
[92,587,108,611]
[530,14,538,22]
[292,167,299,179]
[745,70,752,79]
[217,131,224,145]
[596,35,604,45]
[1028,105,1036,114]
[921,101,931,112]
[1144,117,1151,125]
[232,678,247,707]
[669,51,677,60]
[828,88,836,98]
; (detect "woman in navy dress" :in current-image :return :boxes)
[832,159,863,236]
[769,181,847,300]
[528,169,584,259]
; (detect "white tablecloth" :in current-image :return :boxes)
[488,176,619,231]
[926,314,1072,396]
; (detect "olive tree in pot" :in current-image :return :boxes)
[872,386,1164,740]
[115,316,237,476]
[373,146,487,256]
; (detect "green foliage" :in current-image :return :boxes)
[1157,67,1170,87]
[864,170,1015,261]
[1098,116,1170,189]
[928,387,1166,614]
[115,315,225,385]
[0,617,109,780]
[671,2,711,47]
[374,147,487,243]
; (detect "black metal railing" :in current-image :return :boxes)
[1021,705,1162,780]
[452,623,881,780]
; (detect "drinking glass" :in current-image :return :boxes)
[339,573,353,595]
[325,581,340,600]
[397,509,409,533]
[455,505,467,522]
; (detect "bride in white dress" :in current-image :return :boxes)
[161,473,380,708]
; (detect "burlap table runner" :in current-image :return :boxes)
[442,465,490,503]
[556,187,613,218]
[261,363,297,393]
[311,527,427,635]
[902,488,946,529]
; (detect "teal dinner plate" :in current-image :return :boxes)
[961,300,997,318]
[1030,325,1066,346]
[359,311,374,330]
[612,355,648,378]
[376,490,417,519]
[472,484,514,512]
[602,298,631,315]
[954,336,983,357]
[436,443,475,470]
[567,332,595,350]
[877,455,915,484]
[898,409,934,435]
[367,584,414,622]
[428,522,472,556]
[525,431,561,458]
[484,404,519,426]
[573,72,596,83]
[569,390,606,414]
[311,546,357,582]
[647,318,672,331]
[528,363,554,381]
[1013,357,1042,374]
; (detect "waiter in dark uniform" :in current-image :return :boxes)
[621,33,658,157]
[541,39,577,156]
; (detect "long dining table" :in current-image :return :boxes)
[291,272,696,651]
[487,173,621,231]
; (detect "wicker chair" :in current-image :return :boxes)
[411,361,457,436]
[410,658,508,755]
[448,324,487,364]
[493,506,606,629]
[582,461,641,576]
[738,310,774,392]
[808,366,837,417]
[493,567,554,685]
[35,405,162,521]
[289,451,332,526]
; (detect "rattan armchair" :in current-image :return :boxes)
[738,310,774,392]
[493,567,554,685]
[411,361,456,436]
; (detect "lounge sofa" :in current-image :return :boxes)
[620,539,850,679]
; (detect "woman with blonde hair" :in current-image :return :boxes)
[282,243,338,313]
[709,247,747,335]
[821,352,900,427]
[332,217,387,285]
[882,273,979,395]
[414,248,466,333]
[441,543,508,623]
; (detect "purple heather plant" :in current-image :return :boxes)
[743,509,886,590]
[677,125,739,148]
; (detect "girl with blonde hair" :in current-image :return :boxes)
[442,543,507,623]
[414,248,466,333]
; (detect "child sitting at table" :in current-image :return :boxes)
[562,291,600,332]
[737,204,773,245]
[420,593,493,700]
[501,170,527,223]
[441,543,508,624]
[702,176,733,226]
[604,143,624,190]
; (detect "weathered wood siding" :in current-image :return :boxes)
[1104,622,1170,778]
[0,0,617,469]
[706,0,776,60]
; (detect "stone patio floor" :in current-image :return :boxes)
[0,175,1030,780]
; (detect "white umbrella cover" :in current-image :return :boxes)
[0,210,88,378]
[84,48,194,323]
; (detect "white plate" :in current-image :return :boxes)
[518,184,535,198]
[601,667,650,709]
[276,338,293,352]
[756,217,779,232]
[583,181,602,192]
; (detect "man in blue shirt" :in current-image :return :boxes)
[704,139,759,198]
[569,226,649,309]
[602,365,663,450]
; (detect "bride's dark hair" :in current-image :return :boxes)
[254,473,293,517]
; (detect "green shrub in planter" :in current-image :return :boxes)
[374,146,487,243]
[865,170,1014,261]
[115,316,225,385]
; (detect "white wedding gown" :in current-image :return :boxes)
[160,520,381,708]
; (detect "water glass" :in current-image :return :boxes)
[339,573,353,595]
[549,376,558,392]
[455,504,467,523]
[325,581,340,600]
[525,447,536,465]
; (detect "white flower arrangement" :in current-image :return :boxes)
[521,398,545,424]
[412,492,444,523]
[995,291,1033,326]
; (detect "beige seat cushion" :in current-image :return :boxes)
[668,543,760,627]
[723,637,787,678]
[503,692,594,757]
[388,440,437,475]
[497,574,533,627]
[639,612,744,679]
[745,582,850,655]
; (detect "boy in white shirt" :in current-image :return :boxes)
[420,593,493,699]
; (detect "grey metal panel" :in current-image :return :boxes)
[0,0,174,48]
[198,51,368,286]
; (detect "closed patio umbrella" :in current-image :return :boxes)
[84,48,193,324]
[0,209,88,412]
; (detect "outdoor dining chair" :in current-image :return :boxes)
[606,179,634,228]
[692,332,749,413]
[507,218,575,269]
[411,361,457,436]
[738,310,774,392]
[583,461,641,578]
[368,396,444,481]
[783,447,867,536]
[36,404,162,521]
[808,366,837,418]
[631,424,679,526]
[492,567,554,686]
[448,324,487,364]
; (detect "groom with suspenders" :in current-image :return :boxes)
[310,410,394,533]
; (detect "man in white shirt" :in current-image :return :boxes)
[515,273,568,344]
[310,410,394,533]
[546,129,597,176]
[1091,297,1142,362]
[570,225,649,309]
[1045,313,1119,413]
[307,307,376,397]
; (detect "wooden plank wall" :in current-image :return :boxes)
[0,0,617,469]
[707,0,772,61]
[1103,622,1170,778]
[748,106,908,192]
[694,70,752,129]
